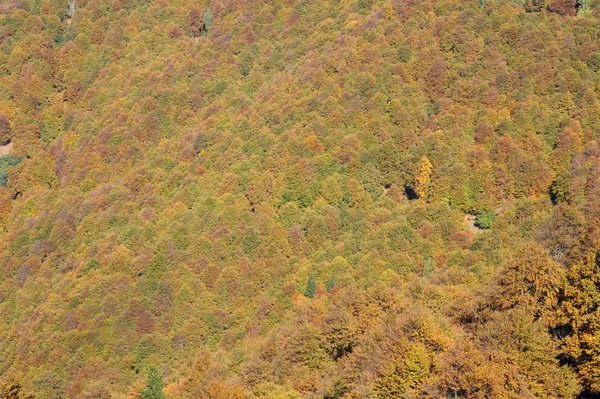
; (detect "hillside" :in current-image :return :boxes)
[1,0,600,397]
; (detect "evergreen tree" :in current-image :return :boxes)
[140,367,166,399]
[202,8,213,35]
[304,275,316,299]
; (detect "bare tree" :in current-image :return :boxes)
[66,0,75,18]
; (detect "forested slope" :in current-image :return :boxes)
[1,0,600,397]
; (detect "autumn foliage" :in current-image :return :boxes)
[0,0,599,398]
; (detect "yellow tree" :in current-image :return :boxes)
[554,241,600,393]
[414,156,433,199]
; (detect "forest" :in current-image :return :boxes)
[0,0,600,397]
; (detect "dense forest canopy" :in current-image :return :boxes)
[1,0,600,397]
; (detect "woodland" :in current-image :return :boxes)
[1,0,600,397]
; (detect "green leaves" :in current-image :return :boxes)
[140,367,166,399]
[1,0,600,397]
[0,154,22,187]
[474,210,495,229]
[304,275,316,299]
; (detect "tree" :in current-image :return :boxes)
[201,9,213,37]
[485,242,565,321]
[577,0,590,14]
[66,0,75,18]
[524,0,547,12]
[554,242,600,393]
[169,25,183,39]
[414,156,432,199]
[548,0,577,15]
[374,343,431,398]
[0,377,35,399]
[0,116,11,146]
[140,367,166,399]
[204,9,213,29]
[304,275,316,299]
[188,7,202,38]
[474,210,495,229]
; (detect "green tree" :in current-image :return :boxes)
[474,210,495,229]
[140,367,166,399]
[577,0,590,14]
[304,275,316,299]
[203,9,213,34]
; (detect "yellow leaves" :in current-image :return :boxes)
[74,33,92,51]
[343,20,358,34]
[40,93,66,144]
[169,201,189,217]
[379,269,402,287]
[104,245,133,274]
[321,174,343,205]
[0,100,17,121]
[486,107,512,126]
[317,18,336,33]
[0,189,12,227]
[553,243,600,391]
[334,134,362,166]
[414,156,432,199]
[303,134,324,153]
[324,256,355,288]
[379,2,396,20]
[8,153,58,194]
[0,1,597,397]
[311,197,329,209]
[201,380,246,399]
[347,178,371,207]
[62,131,80,151]
[79,171,97,192]
[374,343,431,398]
[217,173,239,196]
[485,242,565,322]
[252,382,303,399]
[0,377,35,399]
[8,46,26,69]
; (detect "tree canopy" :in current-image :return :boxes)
[0,0,599,397]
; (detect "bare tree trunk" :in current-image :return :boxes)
[67,0,76,18]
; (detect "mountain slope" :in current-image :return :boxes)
[0,0,599,397]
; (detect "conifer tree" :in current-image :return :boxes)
[202,9,213,37]
[304,275,316,299]
[140,367,166,399]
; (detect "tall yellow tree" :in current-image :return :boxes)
[414,156,433,199]
[554,241,600,393]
